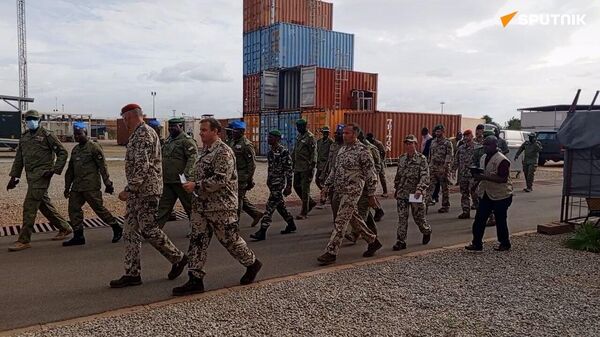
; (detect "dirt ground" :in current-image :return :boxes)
[0,141,564,227]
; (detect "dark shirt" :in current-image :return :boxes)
[423,138,434,157]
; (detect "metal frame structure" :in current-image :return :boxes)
[17,0,28,112]
[0,94,33,149]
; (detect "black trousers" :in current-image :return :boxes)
[472,193,513,248]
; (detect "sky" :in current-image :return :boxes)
[0,0,598,124]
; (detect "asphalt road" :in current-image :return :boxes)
[0,182,562,332]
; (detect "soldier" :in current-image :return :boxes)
[366,133,389,197]
[515,133,543,192]
[317,123,382,266]
[6,109,73,251]
[156,117,198,229]
[319,124,344,218]
[495,128,510,155]
[147,119,164,145]
[452,129,478,219]
[250,130,295,241]
[226,121,263,226]
[173,118,262,296]
[292,119,317,220]
[63,123,122,246]
[110,104,187,289]
[393,135,432,250]
[315,126,333,190]
[427,124,454,213]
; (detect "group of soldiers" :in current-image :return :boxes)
[5,105,542,296]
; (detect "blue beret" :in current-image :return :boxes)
[336,124,345,132]
[230,121,246,130]
[147,119,161,127]
[73,121,87,130]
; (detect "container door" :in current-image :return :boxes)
[300,66,317,108]
[261,71,280,110]
[0,111,22,140]
[279,111,301,153]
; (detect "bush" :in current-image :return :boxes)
[565,222,600,253]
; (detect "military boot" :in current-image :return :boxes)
[250,212,264,227]
[240,259,263,285]
[250,227,267,241]
[317,252,336,266]
[458,212,470,219]
[109,275,142,288]
[363,239,383,257]
[62,229,85,246]
[8,242,31,252]
[52,227,73,241]
[280,220,297,234]
[172,274,205,296]
[168,255,189,280]
[111,224,123,243]
[393,241,407,251]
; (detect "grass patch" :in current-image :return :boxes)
[565,222,600,253]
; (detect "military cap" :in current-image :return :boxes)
[404,135,418,143]
[147,119,161,128]
[230,120,246,130]
[476,124,485,130]
[121,103,141,115]
[296,119,307,125]
[23,110,40,119]
[168,117,185,124]
[336,124,345,132]
[483,130,494,137]
[73,121,87,130]
[269,129,282,138]
[434,123,445,131]
[321,126,330,132]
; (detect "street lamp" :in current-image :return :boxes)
[151,91,157,118]
[440,101,445,114]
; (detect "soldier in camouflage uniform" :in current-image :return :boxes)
[452,129,478,219]
[394,135,432,250]
[7,110,73,251]
[227,121,264,227]
[63,123,122,246]
[317,124,382,266]
[366,133,388,197]
[319,125,344,218]
[250,130,295,241]
[515,133,543,192]
[156,117,198,229]
[427,124,454,213]
[173,118,262,296]
[110,104,187,289]
[293,119,317,220]
[315,126,333,190]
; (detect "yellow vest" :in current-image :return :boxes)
[477,152,513,200]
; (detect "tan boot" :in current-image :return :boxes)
[52,228,73,241]
[8,242,31,252]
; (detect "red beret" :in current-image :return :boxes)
[121,103,141,115]
[463,129,473,136]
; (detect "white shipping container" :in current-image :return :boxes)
[461,116,485,132]
[521,110,567,130]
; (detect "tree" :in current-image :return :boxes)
[506,117,522,130]
[482,115,501,129]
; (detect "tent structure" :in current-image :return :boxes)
[558,108,600,224]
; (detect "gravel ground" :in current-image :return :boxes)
[12,234,600,337]
[0,141,564,227]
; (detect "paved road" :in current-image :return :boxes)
[0,182,562,332]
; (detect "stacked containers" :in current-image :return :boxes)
[243,0,333,33]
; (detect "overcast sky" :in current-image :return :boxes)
[0,0,598,124]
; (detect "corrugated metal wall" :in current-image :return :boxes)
[243,74,261,114]
[259,112,279,155]
[344,111,462,160]
[280,68,301,110]
[243,114,261,146]
[302,67,377,110]
[243,23,354,75]
[243,0,333,33]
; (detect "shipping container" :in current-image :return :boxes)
[243,0,333,33]
[242,114,261,147]
[243,74,261,114]
[344,111,462,160]
[259,112,279,155]
[461,116,485,133]
[117,118,167,146]
[243,23,354,75]
[0,111,22,141]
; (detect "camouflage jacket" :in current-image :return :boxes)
[193,139,238,212]
[516,140,543,164]
[230,136,256,185]
[162,132,197,184]
[267,143,293,190]
[316,137,333,171]
[370,138,386,162]
[498,137,510,155]
[325,141,377,196]
[429,137,453,168]
[394,152,429,200]
[125,123,163,197]
[452,142,475,181]
[10,126,68,189]
[365,141,383,174]
[319,141,342,182]
[293,131,316,172]
[65,140,110,192]
[472,137,486,167]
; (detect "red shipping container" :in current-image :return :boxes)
[344,111,461,160]
[243,74,261,114]
[243,0,333,33]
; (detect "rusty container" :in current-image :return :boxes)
[243,0,333,33]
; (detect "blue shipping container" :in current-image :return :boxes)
[257,111,301,156]
[243,23,354,76]
[259,112,279,156]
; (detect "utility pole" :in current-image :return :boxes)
[172,109,176,117]
[151,91,156,118]
[17,0,28,111]
[440,101,445,114]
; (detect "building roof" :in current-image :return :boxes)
[518,105,600,112]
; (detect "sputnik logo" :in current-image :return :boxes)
[501,11,518,27]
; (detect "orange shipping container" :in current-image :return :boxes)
[344,111,462,160]
[242,114,260,146]
[243,0,333,33]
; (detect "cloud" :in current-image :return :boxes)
[141,62,231,83]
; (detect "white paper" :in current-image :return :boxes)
[409,194,423,203]
[179,174,187,184]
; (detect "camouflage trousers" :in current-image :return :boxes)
[396,199,431,243]
[238,185,262,219]
[187,210,256,279]
[293,170,316,215]
[157,183,192,228]
[330,189,339,220]
[326,193,376,256]
[378,169,388,195]
[123,195,184,277]
[459,178,479,212]
[523,163,537,189]
[347,194,378,241]
[68,190,119,232]
[19,188,71,244]
[428,165,450,209]
[260,187,294,229]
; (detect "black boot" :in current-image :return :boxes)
[63,229,85,246]
[363,239,382,257]
[250,227,267,241]
[168,255,189,280]
[374,208,385,222]
[172,274,204,296]
[110,275,142,288]
[280,220,297,234]
[111,224,123,243]
[240,259,263,285]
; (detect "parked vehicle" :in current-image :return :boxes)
[500,130,529,147]
[536,130,564,166]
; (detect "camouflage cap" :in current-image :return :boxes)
[269,129,282,138]
[404,134,418,143]
[168,117,185,124]
[434,123,445,131]
[24,110,40,119]
[321,126,330,132]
